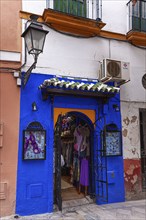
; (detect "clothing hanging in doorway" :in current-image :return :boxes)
[60,115,91,196]
[61,140,74,168]
[74,124,90,157]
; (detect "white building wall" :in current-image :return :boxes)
[22,0,46,15]
[102,0,128,34]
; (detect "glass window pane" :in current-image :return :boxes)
[142,1,146,18]
[54,0,86,17]
[31,29,46,52]
[132,0,139,17]
[25,31,33,53]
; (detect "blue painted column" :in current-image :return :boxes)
[95,95,125,204]
[16,74,54,215]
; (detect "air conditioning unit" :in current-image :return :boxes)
[99,59,130,83]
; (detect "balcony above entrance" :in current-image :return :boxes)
[19,6,106,38]
[126,0,146,47]
[42,8,106,37]
[39,77,120,100]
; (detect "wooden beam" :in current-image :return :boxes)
[126,31,146,47]
[50,23,96,37]
[43,9,105,35]
[41,88,114,100]
[19,10,44,23]
[100,30,126,41]
[43,9,105,28]
[45,17,101,34]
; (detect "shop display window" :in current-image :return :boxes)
[23,122,46,160]
[102,124,122,156]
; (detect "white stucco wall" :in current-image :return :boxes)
[102,0,128,34]
[23,0,46,15]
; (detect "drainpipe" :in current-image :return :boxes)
[19,21,29,72]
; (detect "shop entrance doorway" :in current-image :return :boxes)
[54,111,95,211]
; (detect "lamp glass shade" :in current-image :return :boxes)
[31,28,47,54]
[21,23,49,55]
[24,30,33,54]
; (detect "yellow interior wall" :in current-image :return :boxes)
[54,108,95,125]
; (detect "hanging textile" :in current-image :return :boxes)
[79,158,89,186]
[74,125,83,152]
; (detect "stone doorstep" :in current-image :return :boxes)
[63,198,87,206]
[62,197,94,209]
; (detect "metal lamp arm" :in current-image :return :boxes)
[22,54,38,88]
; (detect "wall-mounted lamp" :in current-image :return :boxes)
[21,15,49,87]
[113,104,120,112]
[32,102,38,111]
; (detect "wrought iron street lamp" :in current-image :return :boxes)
[21,21,49,87]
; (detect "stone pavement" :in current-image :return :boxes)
[1,199,146,220]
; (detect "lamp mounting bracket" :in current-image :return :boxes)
[22,55,38,88]
[30,14,39,22]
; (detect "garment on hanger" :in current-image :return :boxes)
[66,142,73,167]
[62,142,67,161]
[74,125,83,152]
[79,158,89,186]
[61,140,74,167]
[73,153,80,183]
[61,154,65,167]
[80,126,90,156]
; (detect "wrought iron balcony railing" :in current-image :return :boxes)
[127,0,146,32]
[46,0,102,20]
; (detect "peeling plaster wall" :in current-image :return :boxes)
[121,102,142,159]
[121,101,146,200]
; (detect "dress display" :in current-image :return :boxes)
[59,116,91,197]
[79,158,89,186]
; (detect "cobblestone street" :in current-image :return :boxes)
[1,199,146,220]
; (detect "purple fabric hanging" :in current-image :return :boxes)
[79,158,89,186]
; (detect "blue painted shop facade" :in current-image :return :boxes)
[16,73,125,216]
